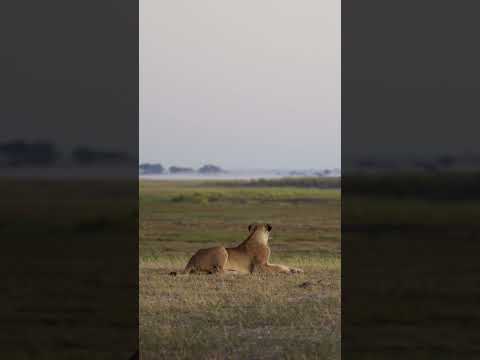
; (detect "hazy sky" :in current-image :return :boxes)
[140,0,340,169]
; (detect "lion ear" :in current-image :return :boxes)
[266,223,272,232]
[248,223,254,232]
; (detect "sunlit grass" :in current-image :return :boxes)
[140,179,340,359]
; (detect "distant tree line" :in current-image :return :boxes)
[354,153,480,173]
[0,140,59,166]
[0,140,131,167]
[168,166,194,174]
[208,177,341,189]
[139,163,225,175]
[72,147,129,165]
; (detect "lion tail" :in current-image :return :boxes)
[169,262,194,276]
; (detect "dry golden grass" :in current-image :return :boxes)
[140,257,340,360]
[140,180,341,359]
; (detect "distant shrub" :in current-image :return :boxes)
[171,192,211,204]
[169,166,194,174]
[171,194,187,202]
[139,163,164,174]
[198,164,224,174]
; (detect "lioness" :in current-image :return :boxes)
[173,223,303,275]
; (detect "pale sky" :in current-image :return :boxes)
[140,0,340,169]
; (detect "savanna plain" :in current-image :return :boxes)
[140,178,341,359]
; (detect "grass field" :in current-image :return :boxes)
[0,179,137,358]
[342,172,480,358]
[140,179,341,359]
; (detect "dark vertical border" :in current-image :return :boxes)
[1,1,138,358]
[343,1,480,358]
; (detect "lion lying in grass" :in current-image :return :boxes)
[171,223,303,275]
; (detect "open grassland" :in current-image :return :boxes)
[140,179,341,359]
[0,179,138,358]
[343,172,480,358]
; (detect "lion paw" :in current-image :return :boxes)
[289,267,304,274]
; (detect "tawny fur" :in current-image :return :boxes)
[171,223,303,275]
